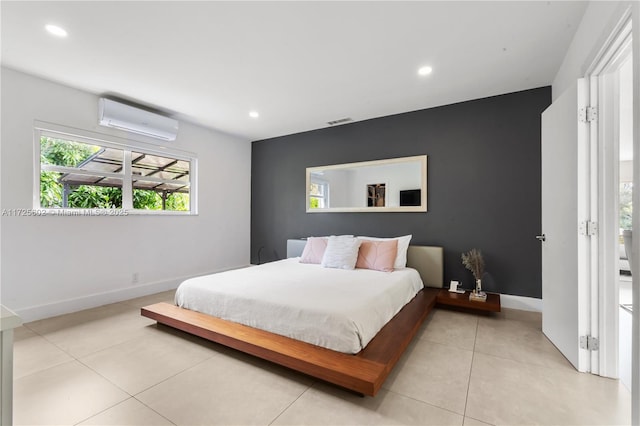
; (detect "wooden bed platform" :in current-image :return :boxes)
[141,244,443,396]
[142,288,438,396]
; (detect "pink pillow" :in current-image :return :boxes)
[356,239,398,272]
[299,237,328,264]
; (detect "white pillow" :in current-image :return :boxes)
[321,235,362,270]
[357,235,412,269]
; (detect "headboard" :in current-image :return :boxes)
[287,239,307,258]
[406,246,444,288]
[286,239,443,288]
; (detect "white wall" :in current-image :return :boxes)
[0,68,252,321]
[552,1,631,99]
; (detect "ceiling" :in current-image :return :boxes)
[1,1,588,141]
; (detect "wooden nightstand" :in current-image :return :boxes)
[436,289,501,313]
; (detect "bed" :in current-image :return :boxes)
[141,240,443,396]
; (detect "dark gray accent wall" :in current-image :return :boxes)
[251,87,550,298]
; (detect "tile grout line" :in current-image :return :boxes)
[73,325,222,424]
[21,310,155,361]
[19,300,202,425]
[72,397,131,426]
[131,396,178,426]
[267,381,317,425]
[384,388,467,418]
[72,330,218,425]
[462,314,480,420]
[13,358,77,382]
[128,350,220,396]
[470,321,575,376]
[22,321,156,370]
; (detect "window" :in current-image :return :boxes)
[309,179,329,209]
[130,151,191,211]
[36,127,197,214]
[39,136,124,209]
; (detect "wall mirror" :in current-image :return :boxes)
[306,155,427,213]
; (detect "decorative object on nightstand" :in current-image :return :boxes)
[448,280,465,294]
[462,248,487,302]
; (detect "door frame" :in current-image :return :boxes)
[583,11,633,379]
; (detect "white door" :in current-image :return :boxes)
[541,79,591,372]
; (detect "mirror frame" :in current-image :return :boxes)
[306,155,427,213]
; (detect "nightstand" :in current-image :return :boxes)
[436,289,501,313]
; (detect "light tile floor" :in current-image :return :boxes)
[13,291,632,425]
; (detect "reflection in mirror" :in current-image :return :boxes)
[306,155,427,213]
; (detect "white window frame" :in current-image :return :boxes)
[309,177,329,209]
[34,121,198,215]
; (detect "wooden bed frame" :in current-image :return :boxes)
[141,244,443,396]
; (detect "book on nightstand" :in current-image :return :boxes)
[469,292,487,302]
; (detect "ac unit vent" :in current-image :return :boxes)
[98,98,179,141]
[327,117,353,126]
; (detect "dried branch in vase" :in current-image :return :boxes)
[461,249,485,281]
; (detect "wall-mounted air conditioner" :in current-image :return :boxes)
[98,98,179,141]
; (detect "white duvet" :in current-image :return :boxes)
[175,258,424,354]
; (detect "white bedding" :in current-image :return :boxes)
[175,258,424,354]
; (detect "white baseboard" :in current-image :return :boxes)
[15,264,250,323]
[15,279,181,323]
[500,293,542,312]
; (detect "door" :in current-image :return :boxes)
[541,79,591,372]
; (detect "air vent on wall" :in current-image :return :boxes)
[98,98,179,141]
[327,117,353,126]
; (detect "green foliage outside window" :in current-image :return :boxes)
[165,192,190,211]
[132,189,189,211]
[41,137,99,167]
[40,137,103,208]
[620,182,633,230]
[68,186,122,209]
[133,189,162,210]
[40,171,64,208]
[39,136,189,211]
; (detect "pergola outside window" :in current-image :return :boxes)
[36,128,196,214]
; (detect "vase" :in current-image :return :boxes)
[474,278,486,297]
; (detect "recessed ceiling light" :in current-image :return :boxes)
[45,24,68,38]
[249,111,259,118]
[417,66,433,76]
